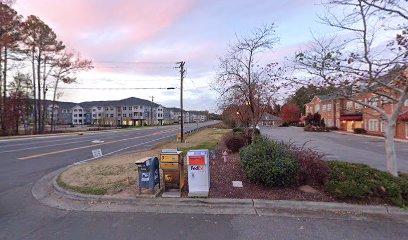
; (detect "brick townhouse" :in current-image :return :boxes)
[305,95,408,140]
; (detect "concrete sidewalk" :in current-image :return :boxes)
[32,165,408,223]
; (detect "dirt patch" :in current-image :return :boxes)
[59,127,231,196]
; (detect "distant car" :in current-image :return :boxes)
[250,125,261,130]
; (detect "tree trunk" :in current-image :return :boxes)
[31,47,37,134]
[41,58,47,132]
[2,47,7,134]
[0,46,3,135]
[384,120,398,176]
[50,76,59,132]
[37,51,42,133]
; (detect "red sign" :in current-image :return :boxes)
[189,156,205,165]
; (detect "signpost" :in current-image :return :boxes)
[91,140,104,158]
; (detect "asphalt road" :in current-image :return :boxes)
[261,126,408,172]
[1,122,407,240]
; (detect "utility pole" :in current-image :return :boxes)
[150,96,154,125]
[176,61,185,143]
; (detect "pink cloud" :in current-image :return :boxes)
[15,0,195,59]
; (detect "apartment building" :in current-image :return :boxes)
[45,97,210,127]
[305,94,408,139]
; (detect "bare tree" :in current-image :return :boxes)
[22,15,65,133]
[50,51,93,131]
[215,24,284,137]
[292,0,408,176]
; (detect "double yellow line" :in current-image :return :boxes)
[18,128,178,160]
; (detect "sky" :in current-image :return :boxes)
[13,0,334,112]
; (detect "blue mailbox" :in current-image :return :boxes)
[135,157,160,194]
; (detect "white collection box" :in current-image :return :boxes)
[186,149,210,197]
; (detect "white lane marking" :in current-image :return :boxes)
[74,134,174,166]
[0,133,143,154]
[0,126,172,145]
[0,127,171,149]
[91,140,104,144]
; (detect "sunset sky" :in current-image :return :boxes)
[14,0,334,112]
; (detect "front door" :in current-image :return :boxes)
[347,121,353,132]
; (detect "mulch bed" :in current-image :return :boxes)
[208,146,390,206]
[209,146,335,202]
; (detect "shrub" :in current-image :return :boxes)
[233,127,245,135]
[354,128,367,134]
[326,161,407,207]
[327,126,338,131]
[279,122,289,127]
[297,123,305,127]
[288,145,331,186]
[224,134,247,153]
[240,137,298,187]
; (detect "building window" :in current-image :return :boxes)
[322,104,327,112]
[123,113,126,117]
[93,109,96,112]
[380,121,385,133]
[369,97,378,107]
[105,114,109,118]
[110,114,114,118]
[97,107,101,110]
[105,107,109,111]
[405,99,408,106]
[79,109,82,112]
[92,114,96,118]
[336,119,340,127]
[98,113,101,117]
[74,109,78,112]
[327,104,332,111]
[74,114,78,117]
[315,104,320,112]
[368,119,379,131]
[346,101,353,110]
[123,107,127,110]
[110,108,114,111]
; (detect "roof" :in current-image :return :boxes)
[315,95,337,102]
[262,112,281,121]
[79,97,159,109]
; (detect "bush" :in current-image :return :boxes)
[224,134,247,153]
[304,126,330,132]
[279,122,289,127]
[326,161,407,207]
[354,128,367,134]
[297,123,305,127]
[240,137,298,187]
[233,127,245,135]
[327,126,338,131]
[288,145,331,186]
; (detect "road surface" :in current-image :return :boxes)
[1,122,407,240]
[261,126,408,172]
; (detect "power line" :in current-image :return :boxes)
[56,87,177,90]
[93,61,176,65]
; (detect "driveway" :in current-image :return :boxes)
[261,127,408,173]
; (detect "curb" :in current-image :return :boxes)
[32,166,408,221]
[333,131,408,143]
